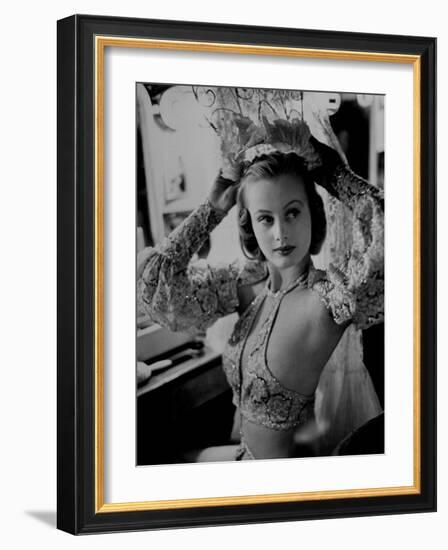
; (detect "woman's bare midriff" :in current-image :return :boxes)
[241,418,298,458]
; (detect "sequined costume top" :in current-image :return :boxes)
[137,165,384,441]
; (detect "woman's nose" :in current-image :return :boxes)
[274,221,288,242]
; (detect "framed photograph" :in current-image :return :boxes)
[57,14,436,534]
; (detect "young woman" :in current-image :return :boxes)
[137,139,384,461]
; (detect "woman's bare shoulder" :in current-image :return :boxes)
[288,287,347,339]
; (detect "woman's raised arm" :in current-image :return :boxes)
[137,200,241,333]
[137,172,244,334]
[309,139,384,330]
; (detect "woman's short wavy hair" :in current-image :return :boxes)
[237,152,327,261]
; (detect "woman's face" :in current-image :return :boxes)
[243,174,312,270]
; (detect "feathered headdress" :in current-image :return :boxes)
[192,86,343,179]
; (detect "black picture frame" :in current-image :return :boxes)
[57,14,436,535]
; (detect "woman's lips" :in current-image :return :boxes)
[274,245,296,256]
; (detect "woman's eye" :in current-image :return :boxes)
[257,216,273,225]
[286,209,301,219]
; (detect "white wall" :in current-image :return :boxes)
[0,0,445,547]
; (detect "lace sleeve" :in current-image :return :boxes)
[137,200,240,334]
[311,165,384,330]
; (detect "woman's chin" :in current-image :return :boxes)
[266,249,309,271]
[269,255,300,270]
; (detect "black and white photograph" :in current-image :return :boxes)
[135,84,385,466]
[53,10,436,537]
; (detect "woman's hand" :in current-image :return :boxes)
[208,170,239,214]
[309,135,346,189]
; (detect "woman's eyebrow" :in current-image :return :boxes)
[283,199,304,208]
[254,208,272,214]
[254,199,304,215]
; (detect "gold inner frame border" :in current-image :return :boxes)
[94,35,421,513]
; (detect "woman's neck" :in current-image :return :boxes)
[267,254,311,293]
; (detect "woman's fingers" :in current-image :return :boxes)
[224,182,239,204]
[209,170,239,213]
[220,157,242,182]
[217,172,238,190]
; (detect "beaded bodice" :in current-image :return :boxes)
[222,271,315,431]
